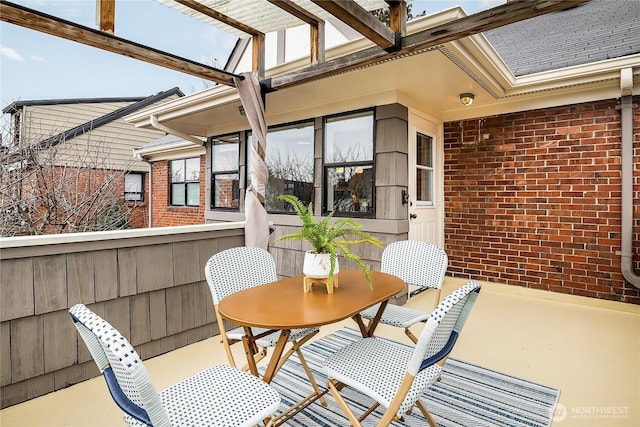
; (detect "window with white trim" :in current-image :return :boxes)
[124,172,144,202]
[170,158,200,207]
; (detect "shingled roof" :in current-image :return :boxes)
[484,0,640,76]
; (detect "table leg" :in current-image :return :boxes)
[352,300,389,337]
[366,300,388,337]
[262,329,291,384]
[241,326,259,377]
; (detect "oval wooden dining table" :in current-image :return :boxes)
[217,269,405,383]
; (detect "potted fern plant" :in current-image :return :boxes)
[276,194,383,292]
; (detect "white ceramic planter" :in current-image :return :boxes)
[303,251,339,278]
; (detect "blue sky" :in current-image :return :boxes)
[1,0,502,110]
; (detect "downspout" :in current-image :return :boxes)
[618,68,640,288]
[149,114,205,146]
[148,115,205,226]
[133,150,153,227]
[147,160,152,227]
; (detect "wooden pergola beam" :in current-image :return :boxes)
[311,0,400,51]
[266,0,589,90]
[174,0,262,37]
[386,1,406,36]
[0,1,240,87]
[173,0,265,78]
[267,0,325,64]
[96,0,115,34]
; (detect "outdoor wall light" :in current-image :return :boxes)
[459,93,475,107]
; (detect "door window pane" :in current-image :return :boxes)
[416,133,434,204]
[417,133,433,168]
[416,169,433,203]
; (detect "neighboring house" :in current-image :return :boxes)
[1,88,184,232]
[127,1,640,303]
[134,134,206,226]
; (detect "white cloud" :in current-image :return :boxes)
[1,45,24,61]
[31,55,46,62]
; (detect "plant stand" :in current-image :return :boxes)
[303,275,339,294]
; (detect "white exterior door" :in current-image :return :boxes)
[407,113,444,247]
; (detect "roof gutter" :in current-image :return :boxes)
[149,114,205,146]
[618,68,640,289]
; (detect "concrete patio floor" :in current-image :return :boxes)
[1,277,638,427]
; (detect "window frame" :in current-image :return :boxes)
[169,157,200,207]
[415,132,435,206]
[322,109,376,218]
[124,172,145,203]
[251,119,315,214]
[210,133,240,210]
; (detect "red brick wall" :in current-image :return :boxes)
[444,98,640,304]
[150,157,205,227]
[3,165,148,233]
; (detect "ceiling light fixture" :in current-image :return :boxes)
[459,93,475,107]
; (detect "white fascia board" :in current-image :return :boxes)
[406,7,467,34]
[134,140,205,160]
[507,55,640,95]
[125,85,240,128]
[443,39,508,99]
[441,79,622,122]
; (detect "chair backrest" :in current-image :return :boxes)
[69,304,170,427]
[381,240,448,291]
[407,280,482,376]
[205,246,278,304]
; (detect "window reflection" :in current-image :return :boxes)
[251,122,315,212]
[170,158,199,207]
[416,133,434,204]
[211,134,240,209]
[326,166,373,214]
[324,111,375,216]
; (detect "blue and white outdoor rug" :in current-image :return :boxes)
[265,327,560,427]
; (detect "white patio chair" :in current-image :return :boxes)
[69,303,280,427]
[205,246,325,405]
[360,240,448,343]
[323,280,481,427]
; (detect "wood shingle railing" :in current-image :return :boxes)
[0,223,245,408]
